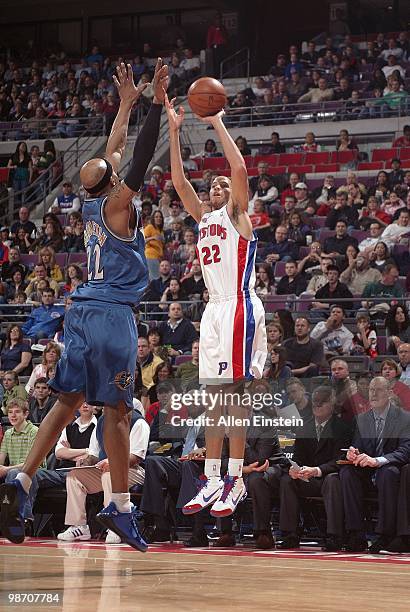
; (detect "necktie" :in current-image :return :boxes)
[375,417,384,457]
[316,423,323,441]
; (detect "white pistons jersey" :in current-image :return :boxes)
[197,205,256,299]
[197,205,267,384]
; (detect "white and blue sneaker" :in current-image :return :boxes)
[0,480,28,544]
[182,475,224,515]
[96,502,147,553]
[210,476,247,517]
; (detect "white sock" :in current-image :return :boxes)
[16,472,32,494]
[228,458,243,478]
[111,492,132,513]
[204,459,221,479]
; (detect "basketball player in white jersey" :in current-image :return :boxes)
[165,95,267,517]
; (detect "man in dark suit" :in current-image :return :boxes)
[278,386,351,551]
[340,376,410,553]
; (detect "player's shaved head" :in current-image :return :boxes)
[80,158,115,194]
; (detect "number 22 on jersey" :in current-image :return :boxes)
[87,243,104,280]
[201,244,221,265]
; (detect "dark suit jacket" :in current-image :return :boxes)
[352,405,410,466]
[293,415,352,476]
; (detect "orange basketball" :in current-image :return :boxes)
[187,77,227,117]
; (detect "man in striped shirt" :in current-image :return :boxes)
[0,398,45,522]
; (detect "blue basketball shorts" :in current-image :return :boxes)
[50,300,137,409]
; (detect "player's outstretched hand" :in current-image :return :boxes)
[113,62,147,106]
[152,57,169,104]
[195,109,225,126]
[165,94,185,131]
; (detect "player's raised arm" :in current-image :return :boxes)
[200,111,249,216]
[106,58,168,212]
[165,95,202,223]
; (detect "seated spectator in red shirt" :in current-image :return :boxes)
[280,173,300,206]
[301,131,321,152]
[380,358,410,411]
[249,200,271,232]
[393,125,410,148]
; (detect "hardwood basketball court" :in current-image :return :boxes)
[1,539,409,611]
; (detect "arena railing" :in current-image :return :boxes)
[0,115,105,142]
[220,47,250,81]
[0,116,107,226]
[183,95,410,128]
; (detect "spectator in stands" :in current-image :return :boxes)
[255,264,275,299]
[167,55,187,97]
[158,302,198,356]
[180,48,200,83]
[249,175,278,212]
[313,175,337,207]
[285,52,303,79]
[4,268,27,302]
[368,241,396,274]
[278,386,351,552]
[0,398,46,522]
[388,158,405,189]
[362,263,403,315]
[381,190,405,217]
[385,305,410,354]
[57,407,149,543]
[368,170,390,201]
[323,223,358,267]
[305,256,334,295]
[25,341,61,395]
[248,161,271,193]
[340,376,410,553]
[359,199,390,229]
[206,13,228,76]
[275,260,307,296]
[382,55,406,81]
[336,129,358,152]
[380,209,410,249]
[21,288,64,342]
[63,265,83,295]
[63,217,85,253]
[0,325,31,377]
[226,92,252,127]
[260,225,298,264]
[24,263,59,298]
[301,131,321,152]
[175,340,199,388]
[7,142,33,201]
[28,377,57,424]
[1,372,27,415]
[159,278,187,313]
[311,304,353,357]
[269,54,286,78]
[286,211,312,247]
[186,287,208,333]
[49,181,81,214]
[383,78,408,115]
[340,250,382,295]
[287,72,307,101]
[180,147,197,172]
[11,227,34,255]
[350,310,378,358]
[30,220,64,253]
[144,259,171,303]
[280,173,300,206]
[258,131,285,155]
[312,264,353,314]
[393,125,410,148]
[144,211,165,281]
[137,337,163,391]
[33,247,63,283]
[1,247,28,282]
[297,77,334,103]
[283,316,324,378]
[293,182,315,215]
[325,193,358,229]
[235,135,251,156]
[180,259,205,300]
[380,359,410,410]
[397,344,410,387]
[297,241,322,278]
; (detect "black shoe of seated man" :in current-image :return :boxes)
[383,536,410,553]
[368,535,394,554]
[143,525,171,544]
[184,531,209,547]
[255,532,275,550]
[345,532,368,553]
[213,533,236,547]
[322,535,343,552]
[277,533,300,549]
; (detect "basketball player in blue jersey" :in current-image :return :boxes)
[0,61,168,551]
[165,96,267,518]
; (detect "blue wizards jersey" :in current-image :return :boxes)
[72,197,148,306]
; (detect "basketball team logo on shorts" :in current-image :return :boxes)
[112,370,134,390]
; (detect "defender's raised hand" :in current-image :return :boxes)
[165,94,185,131]
[113,62,147,106]
[152,57,169,104]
